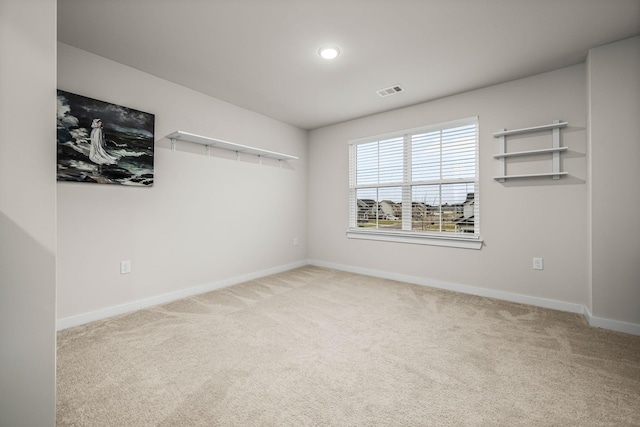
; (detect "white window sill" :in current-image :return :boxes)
[346,229,483,250]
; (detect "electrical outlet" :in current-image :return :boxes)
[120,260,131,274]
[293,237,299,246]
[533,257,544,270]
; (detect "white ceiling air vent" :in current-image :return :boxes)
[376,85,404,97]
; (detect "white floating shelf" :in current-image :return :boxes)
[494,120,568,182]
[494,172,568,181]
[493,147,568,159]
[165,131,298,161]
[492,121,568,137]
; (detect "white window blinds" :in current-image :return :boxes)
[348,117,479,244]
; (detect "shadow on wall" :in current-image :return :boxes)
[0,211,56,426]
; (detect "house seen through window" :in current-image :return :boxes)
[348,117,479,247]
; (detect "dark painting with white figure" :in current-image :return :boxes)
[57,90,155,186]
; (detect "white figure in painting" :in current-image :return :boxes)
[89,118,119,165]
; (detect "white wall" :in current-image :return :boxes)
[587,36,640,327]
[57,44,308,324]
[0,0,57,425]
[308,65,588,308]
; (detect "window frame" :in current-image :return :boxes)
[347,116,482,250]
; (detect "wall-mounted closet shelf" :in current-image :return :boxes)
[165,131,298,161]
[493,120,567,182]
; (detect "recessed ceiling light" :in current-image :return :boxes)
[318,46,340,60]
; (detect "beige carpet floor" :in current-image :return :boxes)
[57,266,640,426]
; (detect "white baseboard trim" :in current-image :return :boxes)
[56,260,309,331]
[309,259,640,336]
[57,259,640,336]
[582,306,640,336]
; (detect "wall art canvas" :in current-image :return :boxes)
[57,90,155,186]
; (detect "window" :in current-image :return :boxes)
[348,117,481,249]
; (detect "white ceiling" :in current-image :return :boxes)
[57,0,640,130]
